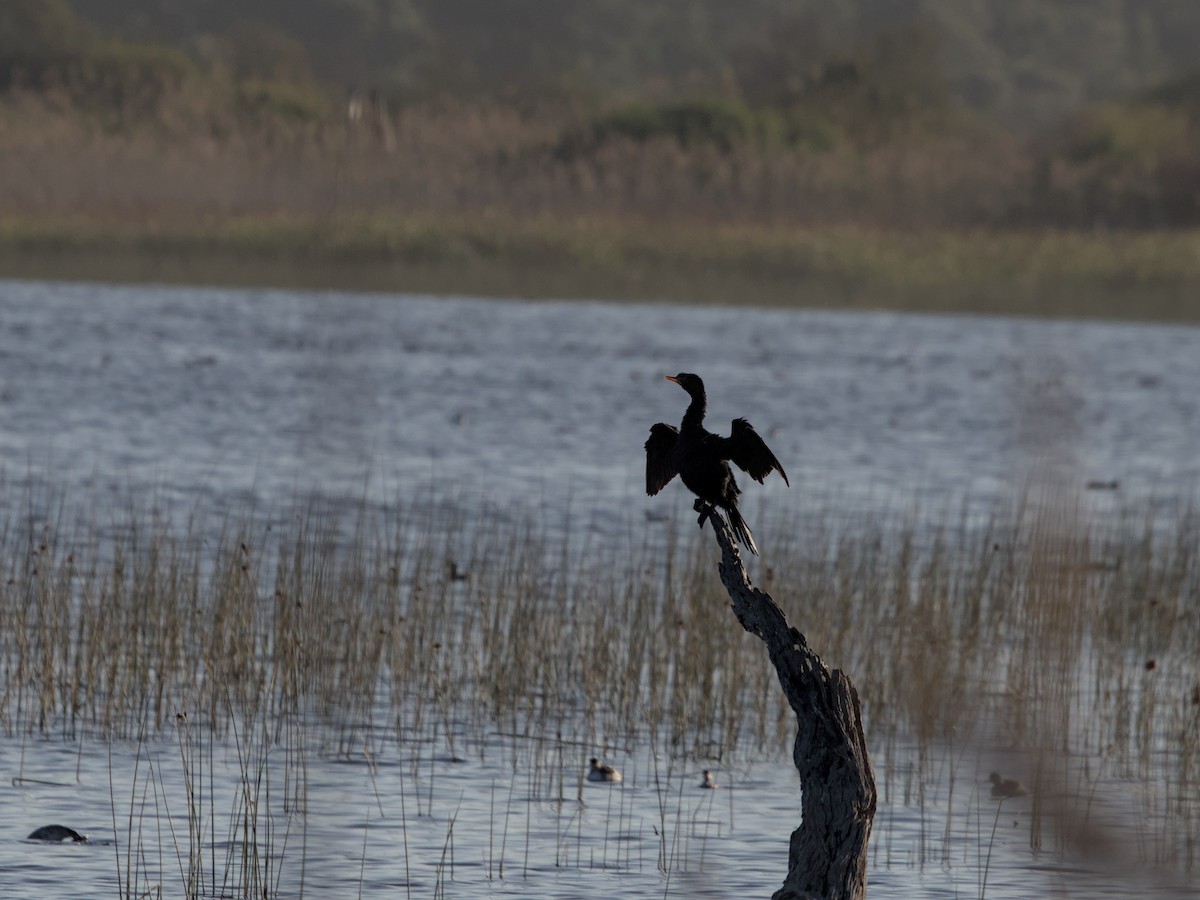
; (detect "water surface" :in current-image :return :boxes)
[1,279,1198,897]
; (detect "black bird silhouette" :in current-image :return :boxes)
[645,373,789,554]
[27,824,87,842]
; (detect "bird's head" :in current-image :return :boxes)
[665,373,705,397]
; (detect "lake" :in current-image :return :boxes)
[1,279,1198,898]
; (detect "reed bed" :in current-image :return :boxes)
[0,95,1019,229]
[6,95,1200,318]
[1,485,1198,888]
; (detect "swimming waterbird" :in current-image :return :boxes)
[588,758,623,783]
[989,772,1028,798]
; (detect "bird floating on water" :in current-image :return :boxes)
[588,758,623,783]
[700,769,717,789]
[27,824,87,843]
[989,772,1028,798]
[645,373,789,555]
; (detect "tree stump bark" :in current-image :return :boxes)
[704,507,876,900]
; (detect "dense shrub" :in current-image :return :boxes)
[1,0,334,128]
[1060,104,1192,164]
[235,78,332,123]
[1,0,193,116]
[0,0,91,90]
[1033,99,1200,227]
[68,40,195,116]
[555,95,847,159]
[1140,69,1200,120]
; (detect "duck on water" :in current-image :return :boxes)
[588,758,622,783]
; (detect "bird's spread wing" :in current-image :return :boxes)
[726,418,789,485]
[644,423,679,495]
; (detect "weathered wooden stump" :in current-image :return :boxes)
[703,506,876,900]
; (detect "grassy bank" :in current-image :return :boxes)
[4,214,1200,321]
[3,70,1199,321]
[4,2,1200,322]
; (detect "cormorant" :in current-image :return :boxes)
[588,758,623,783]
[645,373,789,555]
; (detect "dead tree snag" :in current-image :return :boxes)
[704,506,876,900]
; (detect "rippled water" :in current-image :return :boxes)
[2,279,1199,897]
[6,722,1195,899]
[4,279,1199,528]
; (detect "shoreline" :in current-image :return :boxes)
[4,215,1199,322]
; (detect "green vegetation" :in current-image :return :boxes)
[0,0,325,130]
[2,0,1200,315]
[234,77,330,122]
[60,1,1200,127]
[0,1,192,111]
[558,98,787,157]
[1034,83,1200,228]
[4,216,1200,320]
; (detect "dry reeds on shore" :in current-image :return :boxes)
[4,90,1200,319]
[0,91,1022,230]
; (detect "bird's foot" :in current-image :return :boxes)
[693,499,714,528]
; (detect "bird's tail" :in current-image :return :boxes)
[727,506,759,556]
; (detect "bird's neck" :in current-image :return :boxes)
[680,390,707,431]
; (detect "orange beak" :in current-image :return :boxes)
[664,375,679,384]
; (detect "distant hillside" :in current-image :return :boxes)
[64,0,1200,127]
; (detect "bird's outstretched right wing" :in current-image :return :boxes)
[644,423,679,495]
[727,418,790,485]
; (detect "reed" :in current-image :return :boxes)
[1,482,1198,892]
[6,212,1200,320]
[4,94,1200,318]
